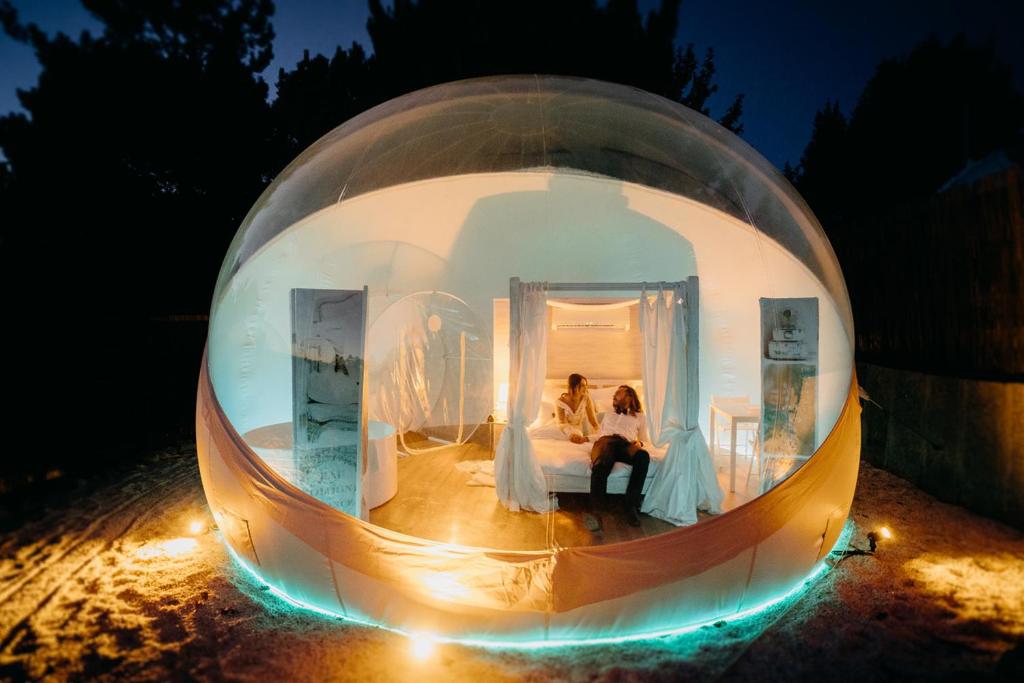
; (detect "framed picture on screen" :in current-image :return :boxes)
[290,287,368,518]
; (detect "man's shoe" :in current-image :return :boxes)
[626,506,642,527]
[583,512,603,533]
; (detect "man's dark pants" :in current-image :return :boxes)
[589,434,650,512]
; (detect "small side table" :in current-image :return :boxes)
[709,400,761,492]
[488,416,508,457]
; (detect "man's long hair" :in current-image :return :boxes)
[616,385,642,416]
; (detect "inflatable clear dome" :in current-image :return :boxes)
[197,75,860,645]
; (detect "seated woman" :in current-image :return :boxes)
[556,373,600,444]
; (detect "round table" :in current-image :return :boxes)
[364,420,398,508]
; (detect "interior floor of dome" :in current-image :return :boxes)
[398,443,783,549]
[245,422,786,549]
[370,440,763,549]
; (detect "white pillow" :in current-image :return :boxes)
[588,383,646,414]
[589,386,618,414]
[537,400,556,425]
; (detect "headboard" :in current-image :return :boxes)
[545,305,643,380]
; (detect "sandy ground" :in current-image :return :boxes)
[1,444,1022,682]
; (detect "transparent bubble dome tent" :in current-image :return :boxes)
[196,75,860,645]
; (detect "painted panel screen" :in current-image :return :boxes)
[760,297,819,489]
[291,288,367,517]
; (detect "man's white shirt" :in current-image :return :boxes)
[598,411,649,444]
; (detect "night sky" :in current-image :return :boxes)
[1,0,1021,169]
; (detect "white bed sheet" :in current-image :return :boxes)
[529,432,667,479]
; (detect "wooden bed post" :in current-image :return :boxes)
[508,277,521,398]
[685,276,700,428]
[503,277,521,503]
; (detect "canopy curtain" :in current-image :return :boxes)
[639,283,723,525]
[494,282,556,513]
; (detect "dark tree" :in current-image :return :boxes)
[790,99,849,224]
[717,92,745,136]
[0,0,280,485]
[786,34,1024,382]
[366,0,742,125]
[272,43,374,153]
[790,35,1023,226]
[273,0,744,154]
[0,0,279,316]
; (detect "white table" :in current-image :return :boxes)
[709,401,760,492]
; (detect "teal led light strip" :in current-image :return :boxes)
[225,519,854,650]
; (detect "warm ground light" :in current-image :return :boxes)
[0,443,1021,680]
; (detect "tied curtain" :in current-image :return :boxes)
[494,283,556,513]
[639,284,723,525]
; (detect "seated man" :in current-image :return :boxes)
[585,385,650,529]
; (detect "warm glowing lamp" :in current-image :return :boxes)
[496,382,510,420]
[188,519,205,535]
[867,525,894,552]
[409,633,436,660]
[136,537,198,559]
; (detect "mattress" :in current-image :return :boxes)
[529,432,667,479]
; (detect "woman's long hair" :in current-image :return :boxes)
[616,385,642,415]
[568,373,587,395]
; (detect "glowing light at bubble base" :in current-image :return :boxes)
[410,633,438,659]
[221,519,855,650]
[135,537,199,559]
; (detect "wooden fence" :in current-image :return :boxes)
[830,166,1024,380]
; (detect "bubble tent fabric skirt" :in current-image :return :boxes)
[196,349,860,645]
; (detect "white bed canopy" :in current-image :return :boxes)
[494,277,723,526]
[197,75,860,645]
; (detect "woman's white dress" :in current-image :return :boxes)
[556,396,595,439]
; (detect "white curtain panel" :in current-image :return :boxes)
[640,284,723,525]
[494,283,557,513]
[640,288,674,444]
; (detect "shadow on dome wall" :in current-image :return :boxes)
[445,173,698,293]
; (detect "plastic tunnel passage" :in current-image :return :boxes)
[366,290,491,450]
[196,350,860,643]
